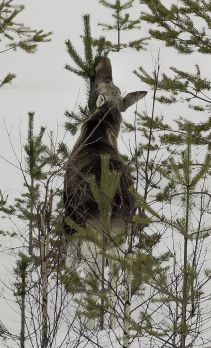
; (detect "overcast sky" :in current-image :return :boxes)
[1,0,210,197]
[0,0,149,195]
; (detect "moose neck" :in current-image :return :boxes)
[72,104,121,158]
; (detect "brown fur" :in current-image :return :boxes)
[63,57,147,235]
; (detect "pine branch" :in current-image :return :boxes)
[0,72,16,87]
[0,1,51,54]
[99,0,147,51]
[140,0,211,54]
[83,14,94,74]
[65,40,86,71]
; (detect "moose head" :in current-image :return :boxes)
[88,57,147,114]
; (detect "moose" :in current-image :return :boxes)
[63,57,147,328]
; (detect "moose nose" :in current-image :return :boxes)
[96,94,105,108]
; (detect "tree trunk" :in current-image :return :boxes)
[181,141,191,348]
[20,272,26,348]
[123,229,133,348]
[40,211,49,348]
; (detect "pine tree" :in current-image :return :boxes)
[139,0,211,112]
[65,14,110,87]
[13,252,32,348]
[65,156,120,330]
[111,62,174,347]
[140,0,211,54]
[0,0,51,88]
[99,0,148,51]
[16,113,66,347]
[133,1,211,346]
[0,0,51,54]
[1,113,72,347]
[64,6,147,135]
[64,14,113,135]
[135,118,211,347]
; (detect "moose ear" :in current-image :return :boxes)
[120,91,147,112]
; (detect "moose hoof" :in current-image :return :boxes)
[96,94,105,108]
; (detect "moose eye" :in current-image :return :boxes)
[106,78,111,83]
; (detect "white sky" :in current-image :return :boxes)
[1,0,210,196]
[0,0,149,194]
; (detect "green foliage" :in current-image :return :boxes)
[135,64,211,110]
[67,156,121,247]
[0,0,52,112]
[78,287,109,321]
[62,269,84,294]
[64,4,148,135]
[133,118,211,340]
[13,252,32,297]
[0,190,15,215]
[131,251,167,291]
[89,155,120,217]
[0,1,51,92]
[24,113,48,181]
[2,112,70,345]
[140,0,211,54]
[123,58,211,341]
[158,118,211,211]
[64,106,89,135]
[65,14,110,87]
[14,113,66,255]
[99,0,148,51]
[161,117,211,147]
[138,112,170,131]
[23,112,67,180]
[64,156,121,325]
[0,0,51,54]
[64,14,113,134]
[0,73,16,87]
[65,155,120,244]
